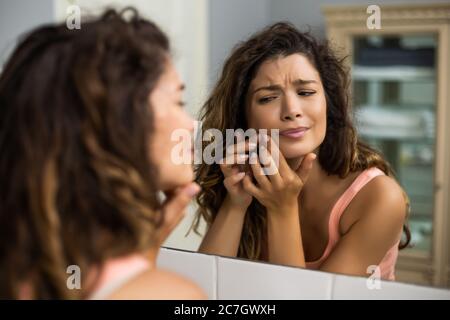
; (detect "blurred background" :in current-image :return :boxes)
[1,0,449,289]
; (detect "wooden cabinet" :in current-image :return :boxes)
[323,3,450,288]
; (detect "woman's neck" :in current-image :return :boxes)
[286,155,328,189]
[286,155,330,208]
[286,157,303,173]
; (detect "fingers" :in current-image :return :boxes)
[259,133,291,177]
[242,174,264,199]
[225,139,257,158]
[249,152,271,190]
[219,153,249,176]
[219,139,256,176]
[162,182,200,230]
[223,170,246,190]
[295,153,317,184]
[258,146,283,187]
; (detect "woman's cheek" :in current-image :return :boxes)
[318,109,327,143]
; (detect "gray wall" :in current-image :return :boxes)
[209,0,271,85]
[2,0,449,82]
[0,0,54,67]
[209,0,450,87]
[270,0,450,39]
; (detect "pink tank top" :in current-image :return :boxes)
[18,253,150,299]
[89,254,151,299]
[305,167,399,280]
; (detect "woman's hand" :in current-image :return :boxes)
[242,135,316,215]
[147,183,200,264]
[157,183,201,246]
[219,139,257,210]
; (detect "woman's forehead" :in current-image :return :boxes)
[251,54,321,87]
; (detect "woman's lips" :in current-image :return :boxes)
[280,127,309,139]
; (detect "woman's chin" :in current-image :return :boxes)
[160,167,194,191]
[279,144,312,160]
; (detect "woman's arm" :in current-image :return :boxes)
[266,202,305,267]
[198,195,247,257]
[242,141,316,268]
[198,139,256,257]
[319,176,406,277]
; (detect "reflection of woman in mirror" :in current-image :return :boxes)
[194,22,411,280]
[0,9,204,299]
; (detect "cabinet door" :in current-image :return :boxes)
[323,0,450,289]
[351,34,437,257]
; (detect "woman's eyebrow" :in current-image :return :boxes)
[293,79,317,85]
[179,83,186,91]
[252,78,318,94]
[252,84,282,94]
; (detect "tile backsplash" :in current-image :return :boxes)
[217,256,333,299]
[158,247,217,299]
[332,273,450,300]
[158,247,450,300]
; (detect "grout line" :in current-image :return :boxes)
[329,274,336,300]
[213,256,218,300]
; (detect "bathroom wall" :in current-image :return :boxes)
[53,0,209,120]
[157,247,450,299]
[0,0,209,251]
[0,0,54,68]
[207,0,450,87]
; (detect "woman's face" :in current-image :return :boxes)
[149,60,195,191]
[246,53,327,159]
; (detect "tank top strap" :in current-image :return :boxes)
[305,167,387,269]
[328,167,386,241]
[89,254,151,300]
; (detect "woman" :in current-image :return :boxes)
[0,9,204,299]
[194,22,411,280]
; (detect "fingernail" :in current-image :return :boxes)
[186,184,200,197]
[311,154,317,160]
[237,172,245,178]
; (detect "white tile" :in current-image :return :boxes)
[217,257,333,299]
[332,274,450,300]
[157,247,217,299]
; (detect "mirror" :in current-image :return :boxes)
[163,0,450,290]
[1,0,449,293]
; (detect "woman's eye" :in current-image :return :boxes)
[178,101,186,107]
[298,91,315,97]
[258,96,276,104]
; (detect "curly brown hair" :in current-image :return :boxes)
[193,22,411,260]
[0,8,169,299]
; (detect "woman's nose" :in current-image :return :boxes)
[281,96,303,121]
[282,112,302,121]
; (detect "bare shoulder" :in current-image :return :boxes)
[107,268,207,300]
[362,174,407,216]
[341,173,407,234]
